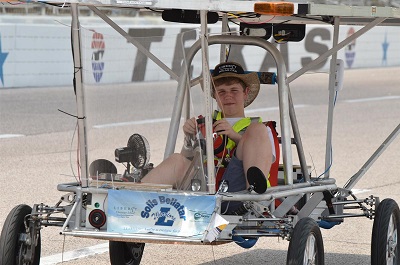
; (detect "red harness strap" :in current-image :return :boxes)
[264,121,280,187]
[214,121,281,190]
[197,115,280,190]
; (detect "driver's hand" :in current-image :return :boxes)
[182,117,197,137]
[213,119,241,143]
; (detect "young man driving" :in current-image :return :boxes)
[142,62,275,213]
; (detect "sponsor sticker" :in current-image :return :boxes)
[107,190,216,238]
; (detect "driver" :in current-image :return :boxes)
[142,62,275,213]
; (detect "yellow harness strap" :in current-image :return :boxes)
[214,111,272,187]
[214,111,261,150]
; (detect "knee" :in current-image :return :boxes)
[236,123,270,157]
[166,153,191,170]
[242,123,269,140]
[166,153,187,163]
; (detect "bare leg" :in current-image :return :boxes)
[141,153,191,188]
[235,123,273,186]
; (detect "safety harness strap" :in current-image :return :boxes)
[213,110,261,151]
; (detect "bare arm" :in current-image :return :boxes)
[180,117,197,159]
[213,119,241,144]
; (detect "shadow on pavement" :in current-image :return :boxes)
[200,249,369,264]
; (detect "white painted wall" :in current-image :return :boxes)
[0,17,398,88]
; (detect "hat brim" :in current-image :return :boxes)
[212,72,260,108]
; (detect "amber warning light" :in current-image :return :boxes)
[254,2,295,16]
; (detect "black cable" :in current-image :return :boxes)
[58,109,85,119]
[292,14,332,24]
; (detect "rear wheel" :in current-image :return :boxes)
[109,241,145,265]
[0,204,41,265]
[371,198,400,265]
[287,217,324,265]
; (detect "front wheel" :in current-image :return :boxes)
[0,204,41,265]
[109,241,145,265]
[287,217,324,265]
[371,198,400,265]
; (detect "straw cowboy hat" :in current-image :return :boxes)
[211,62,260,107]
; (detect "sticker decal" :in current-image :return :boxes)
[107,190,216,238]
[345,27,356,68]
[91,31,105,83]
[0,34,8,86]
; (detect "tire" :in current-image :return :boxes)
[109,241,145,265]
[0,204,41,265]
[371,198,400,265]
[287,217,324,265]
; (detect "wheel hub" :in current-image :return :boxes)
[17,232,34,265]
[17,241,29,265]
[387,215,398,264]
[388,236,396,257]
[304,234,316,265]
[387,232,397,263]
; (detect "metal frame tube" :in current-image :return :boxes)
[220,184,337,202]
[61,230,207,244]
[88,6,178,81]
[166,35,294,185]
[287,17,385,84]
[344,123,400,190]
[61,197,80,231]
[288,88,309,182]
[71,4,89,191]
[324,16,341,178]
[219,13,228,62]
[164,68,189,157]
[199,11,216,194]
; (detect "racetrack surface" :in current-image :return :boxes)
[1,67,400,264]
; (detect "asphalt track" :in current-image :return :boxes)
[1,67,400,264]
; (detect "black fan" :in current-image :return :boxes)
[127,134,150,169]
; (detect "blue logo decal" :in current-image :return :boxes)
[154,207,175,226]
[0,34,9,86]
[382,33,389,66]
[140,196,187,226]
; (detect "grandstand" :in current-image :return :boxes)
[0,2,141,16]
[0,0,398,16]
